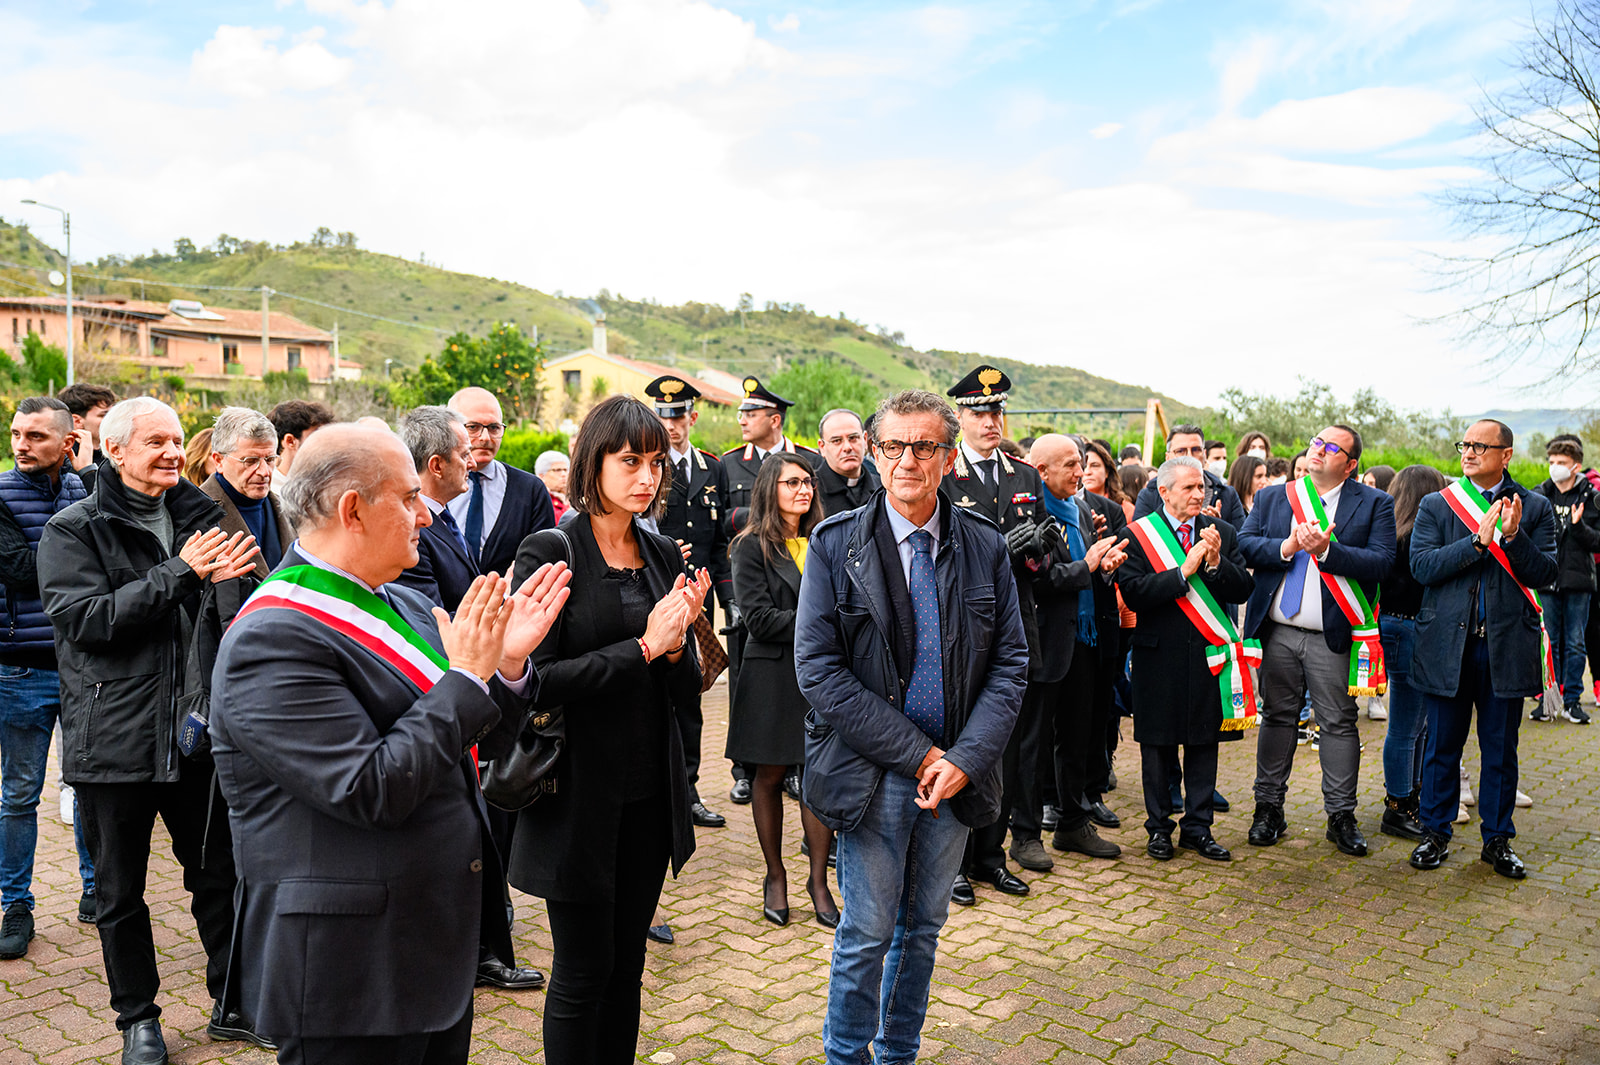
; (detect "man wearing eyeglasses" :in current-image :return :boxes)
[202,407,292,576]
[1408,419,1557,879]
[445,387,556,579]
[1131,424,1246,531]
[816,408,881,517]
[1238,425,1395,858]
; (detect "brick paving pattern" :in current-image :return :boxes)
[3,680,1598,1063]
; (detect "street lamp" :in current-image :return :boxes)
[21,199,73,386]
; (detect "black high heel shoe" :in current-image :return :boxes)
[808,881,839,929]
[762,879,789,927]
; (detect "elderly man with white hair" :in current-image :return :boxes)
[202,406,293,577]
[39,395,265,1065]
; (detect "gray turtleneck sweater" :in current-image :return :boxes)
[122,481,174,552]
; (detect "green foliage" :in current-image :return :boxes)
[397,323,545,421]
[770,357,881,442]
[497,428,570,473]
[1214,379,1467,456]
[688,406,745,455]
[19,333,67,392]
[262,368,311,393]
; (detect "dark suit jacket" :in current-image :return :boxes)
[1410,478,1558,698]
[1117,513,1254,745]
[1238,478,1396,653]
[945,448,1045,664]
[659,447,734,609]
[398,501,479,610]
[1030,496,1095,684]
[477,462,556,578]
[209,547,527,1040]
[817,460,881,518]
[507,515,701,902]
[720,440,821,537]
[1133,469,1246,531]
[201,475,293,580]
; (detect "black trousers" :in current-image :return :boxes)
[967,678,1048,869]
[674,690,705,797]
[1140,742,1218,840]
[276,1002,473,1065]
[75,766,236,1028]
[1050,644,1100,834]
[1085,639,1120,797]
[543,798,671,1065]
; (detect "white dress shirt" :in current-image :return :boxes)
[883,497,943,587]
[446,458,510,554]
[1268,479,1344,631]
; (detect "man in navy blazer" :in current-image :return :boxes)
[1408,419,1557,879]
[446,388,555,578]
[1239,425,1395,858]
[398,406,479,610]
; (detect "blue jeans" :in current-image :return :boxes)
[1543,591,1590,711]
[1,665,93,910]
[1420,636,1523,842]
[824,771,968,1065]
[1379,616,1427,796]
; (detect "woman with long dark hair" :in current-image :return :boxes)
[727,454,838,927]
[1235,430,1272,459]
[1376,464,1447,841]
[1227,455,1268,514]
[1082,440,1132,520]
[510,394,712,1065]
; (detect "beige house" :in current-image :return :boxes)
[540,316,739,419]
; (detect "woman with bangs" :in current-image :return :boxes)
[510,394,712,1065]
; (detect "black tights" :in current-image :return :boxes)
[750,764,834,914]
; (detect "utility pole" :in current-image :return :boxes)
[331,320,340,382]
[21,199,73,385]
[260,286,273,377]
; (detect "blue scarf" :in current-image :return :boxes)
[217,474,283,570]
[1040,484,1096,647]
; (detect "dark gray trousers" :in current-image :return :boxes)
[1253,624,1360,814]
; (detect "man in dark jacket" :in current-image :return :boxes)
[38,397,265,1065]
[0,397,93,961]
[815,407,881,517]
[1132,423,1247,531]
[200,406,293,578]
[1533,436,1600,723]
[795,389,1028,1065]
[397,405,479,610]
[1409,420,1559,878]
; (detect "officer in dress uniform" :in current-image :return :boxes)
[944,366,1051,905]
[720,377,821,804]
[645,375,734,828]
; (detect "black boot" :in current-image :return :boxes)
[1379,792,1425,841]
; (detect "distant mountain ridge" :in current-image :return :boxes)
[1468,409,1596,442]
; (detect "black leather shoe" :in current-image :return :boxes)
[646,923,675,944]
[815,906,840,929]
[690,801,726,828]
[1088,801,1121,828]
[729,778,753,804]
[207,1001,277,1049]
[1179,834,1232,861]
[1326,811,1369,857]
[1410,831,1450,870]
[121,1019,168,1065]
[971,866,1029,896]
[1248,803,1286,846]
[950,874,975,906]
[1147,833,1174,861]
[475,957,547,990]
[1052,822,1122,858]
[784,770,803,801]
[1481,835,1527,879]
[78,890,97,924]
[1380,794,1425,841]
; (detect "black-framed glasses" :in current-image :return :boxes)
[1309,437,1345,456]
[1456,441,1512,456]
[876,439,951,461]
[464,422,506,438]
[779,476,815,490]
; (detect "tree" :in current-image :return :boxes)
[311,227,334,248]
[770,357,881,442]
[19,332,67,392]
[173,237,197,261]
[1439,0,1600,380]
[396,322,546,422]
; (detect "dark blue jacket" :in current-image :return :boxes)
[0,466,87,660]
[1134,468,1246,532]
[794,491,1029,831]
[1410,478,1558,699]
[1238,478,1395,654]
[476,464,556,578]
[398,505,479,611]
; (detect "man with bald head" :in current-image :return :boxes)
[210,424,571,1063]
[445,387,556,578]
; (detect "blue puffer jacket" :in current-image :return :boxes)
[0,467,87,652]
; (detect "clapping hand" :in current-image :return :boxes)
[207,532,261,583]
[1180,537,1211,578]
[496,562,573,680]
[1201,525,1222,568]
[1091,536,1130,574]
[1298,520,1335,557]
[179,528,260,581]
[641,569,712,661]
[436,574,511,681]
[1500,495,1523,540]
[1201,501,1221,518]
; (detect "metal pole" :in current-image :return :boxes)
[260,286,272,377]
[64,212,73,386]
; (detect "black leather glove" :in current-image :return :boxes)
[1005,520,1051,565]
[719,601,744,635]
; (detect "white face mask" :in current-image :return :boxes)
[1247,447,1268,461]
[1207,459,1227,478]
[1550,461,1576,484]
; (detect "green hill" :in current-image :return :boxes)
[0,222,1196,425]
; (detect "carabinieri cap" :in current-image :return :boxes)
[738,376,794,413]
[644,375,701,417]
[947,365,1011,412]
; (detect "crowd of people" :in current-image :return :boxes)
[0,368,1583,1065]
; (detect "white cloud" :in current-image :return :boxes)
[772,12,801,33]
[1090,122,1123,139]
[192,24,352,98]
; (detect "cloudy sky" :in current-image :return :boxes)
[0,0,1572,411]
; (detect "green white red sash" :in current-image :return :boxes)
[1287,477,1387,696]
[234,565,448,693]
[1439,478,1558,689]
[1128,514,1261,730]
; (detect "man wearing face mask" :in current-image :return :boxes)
[1533,438,1600,724]
[1205,441,1228,481]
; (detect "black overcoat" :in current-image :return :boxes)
[727,533,807,765]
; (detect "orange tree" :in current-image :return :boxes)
[397,322,545,423]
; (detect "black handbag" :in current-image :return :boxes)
[480,528,571,811]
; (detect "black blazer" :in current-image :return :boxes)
[817,460,882,518]
[1030,496,1096,684]
[478,463,556,578]
[945,448,1045,663]
[729,533,806,723]
[720,441,821,537]
[658,447,734,609]
[210,546,525,1040]
[507,514,700,902]
[398,504,479,610]
[1117,514,1254,746]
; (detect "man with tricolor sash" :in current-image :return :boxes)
[208,424,572,1063]
[1408,419,1557,880]
[1239,425,1396,859]
[1116,457,1254,862]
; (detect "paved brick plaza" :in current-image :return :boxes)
[3,680,1598,1064]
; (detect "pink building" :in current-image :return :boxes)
[0,296,361,384]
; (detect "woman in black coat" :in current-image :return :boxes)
[509,395,711,1065]
[727,453,837,928]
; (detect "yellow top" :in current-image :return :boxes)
[785,536,808,574]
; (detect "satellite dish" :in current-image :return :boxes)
[47,270,64,287]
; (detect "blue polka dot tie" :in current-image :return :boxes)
[904,530,945,741]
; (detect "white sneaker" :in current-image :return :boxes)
[1460,782,1475,808]
[1515,789,1533,808]
[1454,803,1470,824]
[60,784,74,826]
[1367,698,1388,721]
